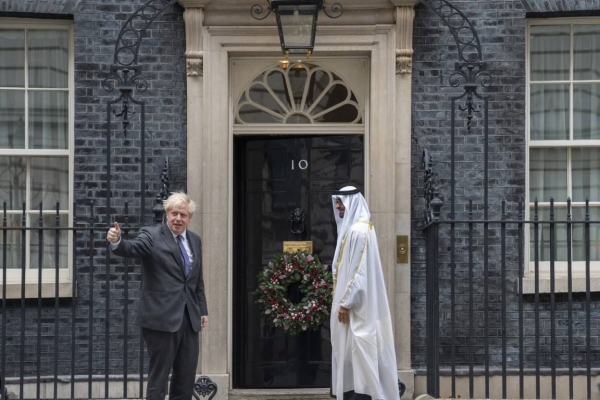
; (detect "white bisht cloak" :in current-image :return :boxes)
[330,187,399,400]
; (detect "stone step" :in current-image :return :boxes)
[228,388,331,400]
[229,397,331,400]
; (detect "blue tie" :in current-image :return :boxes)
[177,235,191,277]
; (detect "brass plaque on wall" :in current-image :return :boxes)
[397,235,409,264]
[283,241,313,254]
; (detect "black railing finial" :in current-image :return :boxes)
[422,149,444,224]
[153,158,171,224]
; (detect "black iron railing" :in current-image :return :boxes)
[0,200,216,400]
[422,196,600,400]
[0,200,136,399]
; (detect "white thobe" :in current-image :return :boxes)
[330,218,399,400]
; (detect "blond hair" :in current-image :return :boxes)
[163,192,196,216]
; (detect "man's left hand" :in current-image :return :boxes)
[338,306,350,324]
[201,315,208,328]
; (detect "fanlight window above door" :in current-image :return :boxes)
[235,62,363,124]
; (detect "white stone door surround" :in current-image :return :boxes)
[178,0,418,397]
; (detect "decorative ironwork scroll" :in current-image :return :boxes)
[102,0,179,227]
[250,1,344,21]
[450,62,492,131]
[323,1,344,19]
[251,1,272,20]
[193,376,218,400]
[421,0,482,63]
[421,0,492,132]
[419,0,491,226]
[102,0,179,137]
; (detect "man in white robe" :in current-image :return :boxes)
[330,186,399,400]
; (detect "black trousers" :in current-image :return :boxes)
[142,308,199,400]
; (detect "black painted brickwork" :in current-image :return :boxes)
[1,0,598,385]
[0,0,83,14]
[410,0,525,372]
[0,0,188,378]
[521,0,600,12]
[410,0,600,376]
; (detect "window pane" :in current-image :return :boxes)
[572,148,600,202]
[0,215,24,269]
[278,5,316,51]
[0,157,26,210]
[529,207,568,262]
[28,91,68,149]
[530,25,570,81]
[31,157,68,209]
[572,207,600,261]
[574,84,600,140]
[530,84,569,140]
[312,83,348,115]
[0,30,25,87]
[288,65,308,108]
[285,114,311,124]
[0,90,25,149]
[530,207,600,263]
[306,70,330,110]
[530,148,567,202]
[248,84,286,115]
[314,103,360,123]
[29,214,68,269]
[574,24,600,80]
[266,70,290,111]
[28,30,69,88]
[238,103,284,123]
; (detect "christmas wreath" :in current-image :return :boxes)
[254,251,333,336]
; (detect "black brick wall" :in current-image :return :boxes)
[2,0,599,384]
[0,0,83,14]
[0,0,187,378]
[411,0,527,371]
[411,0,600,374]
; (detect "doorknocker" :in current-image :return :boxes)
[289,208,306,234]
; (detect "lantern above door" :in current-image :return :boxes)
[251,0,344,57]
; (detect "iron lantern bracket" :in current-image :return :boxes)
[251,0,343,20]
[250,0,343,55]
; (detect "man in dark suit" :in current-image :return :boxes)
[106,192,208,400]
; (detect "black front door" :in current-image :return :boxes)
[233,135,364,389]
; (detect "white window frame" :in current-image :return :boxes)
[0,18,74,294]
[526,18,600,283]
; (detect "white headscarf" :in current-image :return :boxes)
[331,186,370,277]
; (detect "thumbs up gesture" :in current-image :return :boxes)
[107,222,121,243]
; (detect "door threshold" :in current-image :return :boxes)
[229,388,330,399]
